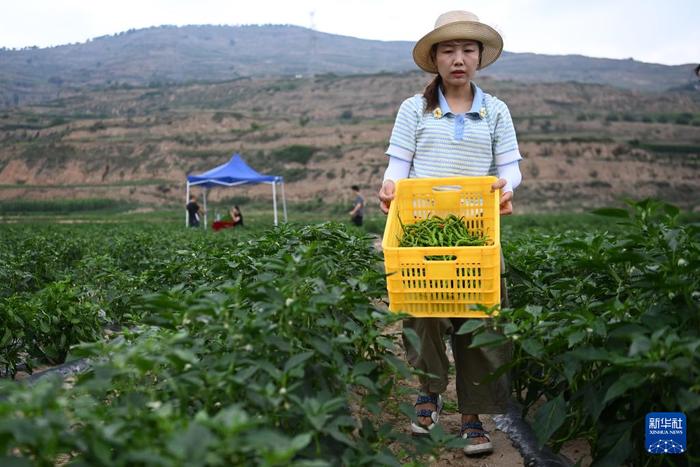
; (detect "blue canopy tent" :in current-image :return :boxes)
[186,153,287,228]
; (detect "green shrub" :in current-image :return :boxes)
[271,145,317,165]
[0,198,129,214]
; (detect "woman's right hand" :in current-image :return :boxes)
[378,180,395,214]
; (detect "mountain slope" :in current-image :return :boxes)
[0,24,696,108]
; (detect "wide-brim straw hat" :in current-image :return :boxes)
[413,10,503,73]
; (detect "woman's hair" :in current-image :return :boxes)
[422,73,443,112]
[422,41,484,113]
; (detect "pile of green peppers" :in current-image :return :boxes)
[398,214,488,247]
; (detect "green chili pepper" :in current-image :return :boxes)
[398,214,488,248]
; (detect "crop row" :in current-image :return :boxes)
[0,225,253,376]
[1,223,445,465]
[494,200,699,465]
[1,201,698,465]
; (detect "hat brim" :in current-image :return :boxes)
[413,21,503,73]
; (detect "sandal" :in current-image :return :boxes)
[461,421,493,455]
[411,394,443,435]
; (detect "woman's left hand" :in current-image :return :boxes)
[491,178,513,215]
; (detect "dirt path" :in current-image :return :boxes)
[380,320,524,466]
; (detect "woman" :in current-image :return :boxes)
[230,205,243,227]
[378,11,522,456]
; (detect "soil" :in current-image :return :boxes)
[381,320,592,467]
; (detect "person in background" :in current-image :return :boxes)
[186,194,203,228]
[377,10,523,456]
[230,205,244,227]
[348,185,365,226]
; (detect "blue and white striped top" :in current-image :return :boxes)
[386,84,521,178]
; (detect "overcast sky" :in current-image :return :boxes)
[2,0,698,65]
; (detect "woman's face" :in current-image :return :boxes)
[434,40,480,88]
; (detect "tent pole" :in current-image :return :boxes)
[280,179,288,223]
[272,182,278,226]
[185,182,190,227]
[203,188,208,230]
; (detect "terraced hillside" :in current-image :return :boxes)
[0,72,698,212]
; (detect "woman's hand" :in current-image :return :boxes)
[378,180,395,214]
[491,178,513,215]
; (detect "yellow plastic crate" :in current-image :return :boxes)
[382,176,500,318]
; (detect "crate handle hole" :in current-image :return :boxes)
[432,185,462,192]
[424,255,457,261]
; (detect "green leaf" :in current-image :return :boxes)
[327,426,355,447]
[383,354,412,379]
[591,422,633,467]
[399,402,417,422]
[257,360,282,380]
[456,319,485,335]
[0,419,37,445]
[591,208,629,218]
[428,424,453,444]
[566,330,586,348]
[0,328,11,346]
[524,305,543,317]
[0,457,33,467]
[519,338,544,358]
[469,331,507,348]
[677,388,700,412]
[560,355,581,385]
[289,432,312,452]
[628,335,651,357]
[171,348,198,364]
[352,361,377,377]
[582,384,604,422]
[245,428,288,450]
[603,373,646,404]
[661,203,680,218]
[309,336,332,355]
[169,422,214,461]
[38,320,50,334]
[567,347,611,361]
[402,327,421,356]
[123,450,173,466]
[376,336,395,350]
[533,394,566,446]
[283,351,314,373]
[354,375,377,391]
[212,405,252,433]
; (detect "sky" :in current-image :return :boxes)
[1,0,698,66]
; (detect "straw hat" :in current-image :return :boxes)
[413,10,503,73]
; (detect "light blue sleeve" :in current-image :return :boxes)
[386,96,422,162]
[491,99,522,166]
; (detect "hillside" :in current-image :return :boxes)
[1,71,698,213]
[1,24,697,109]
